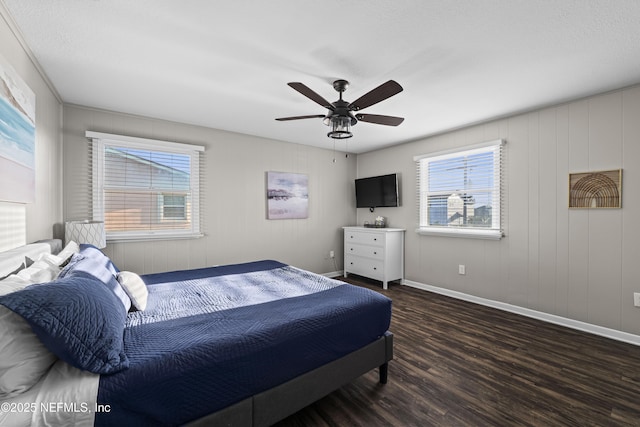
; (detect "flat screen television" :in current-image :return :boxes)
[355,173,399,209]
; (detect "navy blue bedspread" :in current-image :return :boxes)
[95,260,391,426]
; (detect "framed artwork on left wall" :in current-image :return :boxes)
[0,54,36,204]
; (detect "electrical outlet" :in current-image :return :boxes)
[458,264,466,275]
[329,250,335,259]
[634,293,640,307]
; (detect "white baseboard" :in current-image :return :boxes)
[322,270,343,278]
[402,279,640,347]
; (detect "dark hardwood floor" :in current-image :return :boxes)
[274,275,640,427]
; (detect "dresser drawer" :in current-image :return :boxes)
[345,255,384,279]
[344,231,385,247]
[345,243,385,260]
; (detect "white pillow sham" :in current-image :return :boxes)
[56,240,80,266]
[0,306,57,399]
[0,275,31,296]
[17,256,60,284]
[0,259,63,399]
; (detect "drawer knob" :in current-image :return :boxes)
[350,248,353,251]
[350,262,353,265]
[374,238,377,241]
[373,251,377,255]
[373,267,377,270]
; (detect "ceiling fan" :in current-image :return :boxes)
[276,79,404,139]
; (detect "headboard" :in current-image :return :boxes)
[0,239,63,279]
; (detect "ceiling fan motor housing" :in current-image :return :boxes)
[323,99,358,127]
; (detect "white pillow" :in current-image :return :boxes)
[117,271,148,311]
[0,306,57,398]
[0,269,60,398]
[56,241,80,266]
[17,256,60,284]
[0,275,31,296]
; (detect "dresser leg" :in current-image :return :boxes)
[382,280,388,290]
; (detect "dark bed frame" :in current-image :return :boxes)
[186,332,394,427]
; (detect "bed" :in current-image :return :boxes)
[0,240,393,426]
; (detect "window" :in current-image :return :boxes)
[160,194,187,220]
[414,139,505,239]
[87,131,204,242]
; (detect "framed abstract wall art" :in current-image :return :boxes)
[569,169,622,208]
[266,171,308,219]
[0,54,36,203]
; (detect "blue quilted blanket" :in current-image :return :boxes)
[96,260,391,426]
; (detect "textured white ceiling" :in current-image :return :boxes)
[4,0,640,153]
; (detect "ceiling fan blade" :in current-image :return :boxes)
[356,114,404,126]
[275,114,325,121]
[350,80,403,111]
[287,82,334,109]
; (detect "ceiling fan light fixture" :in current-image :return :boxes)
[327,116,353,139]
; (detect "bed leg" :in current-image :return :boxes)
[379,362,388,384]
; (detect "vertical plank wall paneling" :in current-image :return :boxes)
[0,5,63,249]
[62,105,356,276]
[587,93,623,329]
[621,87,640,332]
[567,100,590,322]
[356,85,640,337]
[527,112,541,311]
[537,108,558,315]
[554,105,570,319]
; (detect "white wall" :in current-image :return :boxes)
[63,104,356,275]
[0,4,63,251]
[357,85,640,336]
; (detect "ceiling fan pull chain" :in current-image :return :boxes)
[332,139,336,163]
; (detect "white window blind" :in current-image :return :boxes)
[414,139,505,239]
[86,131,204,242]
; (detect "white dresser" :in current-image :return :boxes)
[343,226,405,290]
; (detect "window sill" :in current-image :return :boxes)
[415,227,503,240]
[106,232,204,244]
